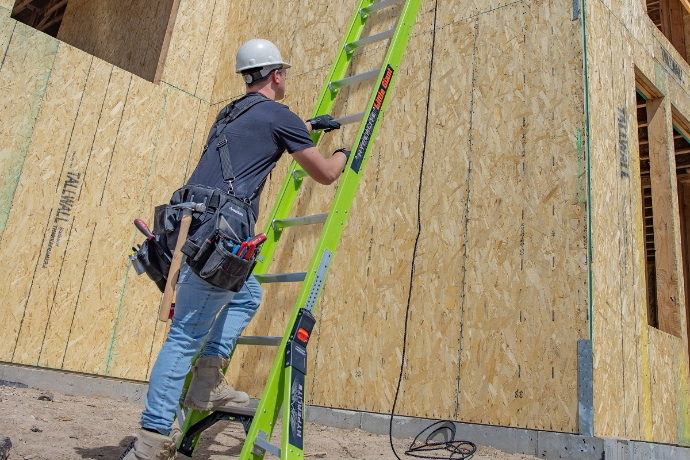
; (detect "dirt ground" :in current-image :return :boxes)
[0,383,539,460]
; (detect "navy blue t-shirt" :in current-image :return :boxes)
[187,93,315,216]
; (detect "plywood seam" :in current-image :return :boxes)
[60,224,97,369]
[97,75,133,207]
[77,67,114,202]
[455,16,479,421]
[53,57,93,194]
[192,0,217,96]
[286,0,304,65]
[9,210,54,362]
[104,86,171,376]
[181,99,204,183]
[0,19,15,72]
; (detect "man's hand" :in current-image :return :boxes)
[307,115,341,132]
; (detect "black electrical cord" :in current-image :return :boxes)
[404,421,476,459]
[388,2,476,459]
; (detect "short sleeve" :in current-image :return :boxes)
[273,106,315,154]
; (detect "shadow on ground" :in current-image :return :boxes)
[73,422,246,459]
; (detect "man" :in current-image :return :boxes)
[122,39,348,460]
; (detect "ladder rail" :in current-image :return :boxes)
[241,1,422,459]
[253,0,375,277]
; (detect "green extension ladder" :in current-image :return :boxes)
[176,0,422,458]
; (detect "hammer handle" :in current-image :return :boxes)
[159,210,192,322]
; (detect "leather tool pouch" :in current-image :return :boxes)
[153,184,258,292]
[136,236,172,293]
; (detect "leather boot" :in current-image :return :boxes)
[119,428,181,460]
[183,356,249,410]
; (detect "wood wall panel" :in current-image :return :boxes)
[0,42,88,362]
[585,0,690,445]
[106,89,201,380]
[587,0,626,438]
[0,21,57,240]
[160,0,219,98]
[393,24,472,420]
[60,78,166,375]
[13,51,107,366]
[38,64,130,370]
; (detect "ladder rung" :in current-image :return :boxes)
[236,336,282,346]
[329,68,381,92]
[272,213,328,232]
[292,169,308,181]
[213,405,257,416]
[254,272,306,283]
[254,430,281,458]
[360,0,404,17]
[333,112,365,126]
[345,28,395,53]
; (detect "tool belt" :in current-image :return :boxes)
[133,95,269,292]
[151,184,258,292]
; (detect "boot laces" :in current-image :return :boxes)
[157,440,177,460]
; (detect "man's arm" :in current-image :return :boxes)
[292,147,347,185]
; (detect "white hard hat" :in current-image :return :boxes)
[236,39,291,84]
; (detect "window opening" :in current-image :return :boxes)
[645,0,689,63]
[11,0,179,83]
[637,91,659,328]
[11,0,67,37]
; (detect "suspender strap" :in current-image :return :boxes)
[202,94,271,186]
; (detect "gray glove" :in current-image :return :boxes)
[307,115,341,132]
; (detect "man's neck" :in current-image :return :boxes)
[246,86,276,100]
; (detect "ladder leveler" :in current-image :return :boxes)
[177,0,423,458]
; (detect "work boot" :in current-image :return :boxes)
[183,356,249,410]
[119,428,182,460]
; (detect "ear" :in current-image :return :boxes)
[271,70,281,84]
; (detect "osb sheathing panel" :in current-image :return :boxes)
[648,327,679,444]
[39,62,128,370]
[586,0,690,444]
[221,0,589,431]
[161,0,231,101]
[58,0,176,83]
[106,89,202,380]
[60,78,167,375]
[0,20,57,239]
[588,0,625,438]
[0,43,89,362]
[12,48,100,366]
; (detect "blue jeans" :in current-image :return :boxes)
[141,265,262,435]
